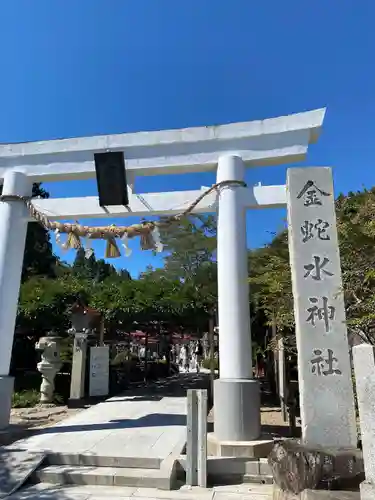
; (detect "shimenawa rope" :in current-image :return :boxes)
[0,180,246,258]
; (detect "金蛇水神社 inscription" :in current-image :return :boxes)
[310,348,342,376]
[306,296,335,333]
[303,255,334,281]
[300,219,331,243]
[297,180,331,207]
[287,166,357,447]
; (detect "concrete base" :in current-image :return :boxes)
[0,376,14,430]
[207,432,274,459]
[176,455,273,485]
[273,484,360,499]
[360,481,375,500]
[214,378,261,441]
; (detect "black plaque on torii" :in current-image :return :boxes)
[94,151,129,207]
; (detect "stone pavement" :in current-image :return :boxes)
[6,374,211,493]
[6,482,273,499]
[11,374,207,462]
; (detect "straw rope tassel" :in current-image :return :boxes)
[0,180,246,258]
[140,231,156,250]
[66,231,82,250]
[105,237,121,258]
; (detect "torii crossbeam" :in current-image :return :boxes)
[32,184,287,220]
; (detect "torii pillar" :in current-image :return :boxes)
[0,170,32,428]
[213,155,261,445]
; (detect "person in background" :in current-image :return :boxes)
[180,344,190,373]
[195,341,203,373]
[170,344,176,364]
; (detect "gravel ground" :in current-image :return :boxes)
[0,405,87,446]
[10,405,85,429]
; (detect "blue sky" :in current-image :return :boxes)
[0,0,374,277]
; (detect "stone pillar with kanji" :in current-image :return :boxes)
[287,167,357,448]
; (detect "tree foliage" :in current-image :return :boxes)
[15,185,375,355]
[73,248,131,282]
[249,187,375,347]
[336,188,375,343]
[142,215,218,315]
[157,215,217,280]
[22,184,57,282]
[16,213,219,343]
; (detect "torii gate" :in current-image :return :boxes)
[0,109,325,441]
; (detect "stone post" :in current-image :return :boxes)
[214,154,260,441]
[197,389,208,488]
[277,336,288,423]
[353,344,375,500]
[208,316,215,405]
[287,167,357,448]
[186,389,207,488]
[69,329,89,401]
[35,333,63,404]
[186,389,198,486]
[0,170,31,428]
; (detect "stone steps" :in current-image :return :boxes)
[33,451,173,490]
[35,464,171,489]
[44,452,162,470]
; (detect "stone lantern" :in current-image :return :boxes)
[35,331,63,404]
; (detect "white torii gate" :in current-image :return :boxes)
[0,109,325,440]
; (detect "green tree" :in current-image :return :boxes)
[22,183,57,281]
[72,248,130,283]
[248,187,375,349]
[18,274,91,335]
[72,248,97,279]
[156,215,217,281]
[336,188,375,344]
[249,231,294,332]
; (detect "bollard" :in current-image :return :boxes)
[186,389,207,487]
[197,389,208,488]
[353,344,375,499]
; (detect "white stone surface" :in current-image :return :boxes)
[287,167,357,447]
[0,170,32,375]
[360,481,375,500]
[0,109,325,182]
[7,482,273,499]
[89,346,109,397]
[217,155,252,380]
[353,344,375,483]
[11,390,187,461]
[31,184,287,220]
